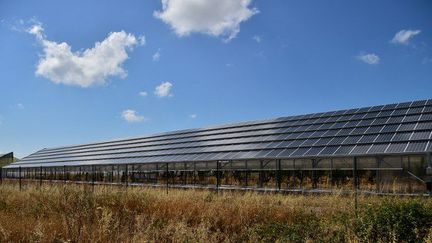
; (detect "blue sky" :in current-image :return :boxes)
[0,0,431,158]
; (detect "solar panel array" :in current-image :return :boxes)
[5,99,432,168]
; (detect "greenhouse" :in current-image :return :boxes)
[2,99,432,194]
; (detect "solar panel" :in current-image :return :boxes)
[372,117,389,125]
[291,148,310,157]
[411,100,427,107]
[358,134,378,143]
[277,148,296,158]
[342,136,362,145]
[304,147,325,156]
[411,131,431,140]
[319,146,339,155]
[375,133,395,143]
[351,127,368,135]
[303,138,322,147]
[330,121,347,129]
[416,122,432,130]
[397,102,412,109]
[398,123,418,132]
[382,124,399,133]
[327,136,347,145]
[377,110,393,117]
[407,107,424,114]
[367,144,389,154]
[350,145,372,154]
[315,137,333,146]
[334,145,354,155]
[387,116,404,124]
[363,112,380,119]
[420,114,432,122]
[386,143,408,153]
[264,149,286,158]
[405,142,427,152]
[403,115,421,123]
[365,126,384,134]
[427,142,432,152]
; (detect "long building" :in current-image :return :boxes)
[3,99,432,194]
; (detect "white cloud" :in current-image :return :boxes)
[139,91,148,97]
[189,114,197,119]
[357,53,380,65]
[152,49,161,61]
[16,103,24,109]
[121,109,146,122]
[27,22,144,88]
[252,35,261,43]
[391,29,421,45]
[154,0,258,42]
[154,81,173,97]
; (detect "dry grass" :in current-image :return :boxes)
[0,181,431,242]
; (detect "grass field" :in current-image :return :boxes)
[0,181,432,242]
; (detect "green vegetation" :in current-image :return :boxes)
[0,152,16,167]
[0,181,431,242]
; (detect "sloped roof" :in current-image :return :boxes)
[5,99,432,168]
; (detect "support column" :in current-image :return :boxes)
[166,163,169,194]
[111,165,114,183]
[91,165,95,190]
[39,166,42,189]
[376,157,381,192]
[125,164,128,187]
[19,166,22,191]
[277,159,281,191]
[426,153,432,196]
[63,165,66,184]
[216,161,220,193]
[259,160,264,188]
[312,159,317,189]
[131,164,135,184]
[353,156,358,212]
[353,157,358,190]
[193,162,196,186]
[427,153,432,174]
[245,160,248,187]
[183,162,187,185]
[330,158,333,189]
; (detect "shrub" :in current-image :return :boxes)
[355,199,432,243]
[250,211,322,242]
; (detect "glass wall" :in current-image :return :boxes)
[2,154,429,194]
